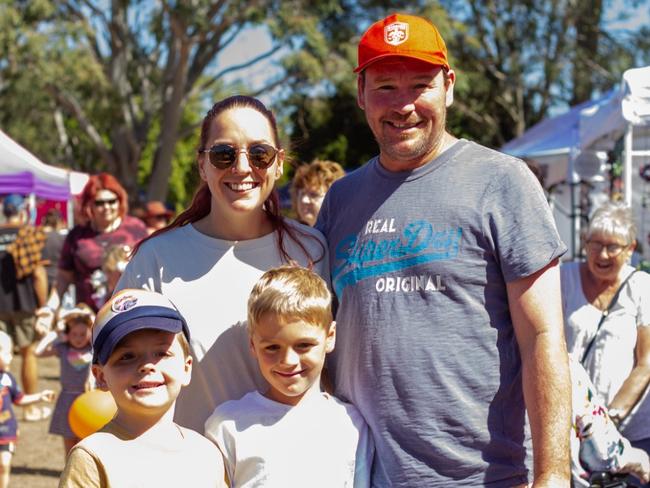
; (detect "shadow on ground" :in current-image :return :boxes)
[12,355,65,488]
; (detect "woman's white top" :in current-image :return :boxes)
[561,262,650,440]
[116,220,328,432]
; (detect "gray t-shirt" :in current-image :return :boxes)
[317,140,566,487]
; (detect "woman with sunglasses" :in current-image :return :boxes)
[116,95,327,433]
[52,173,147,312]
[561,201,650,486]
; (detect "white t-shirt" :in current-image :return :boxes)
[561,262,650,440]
[205,391,373,488]
[116,220,328,432]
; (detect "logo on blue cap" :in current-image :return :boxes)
[112,294,138,313]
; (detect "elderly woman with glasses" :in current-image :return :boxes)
[561,201,650,476]
[53,173,147,312]
[116,95,327,432]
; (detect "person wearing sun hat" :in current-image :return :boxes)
[316,12,571,487]
[59,288,225,487]
[142,200,175,235]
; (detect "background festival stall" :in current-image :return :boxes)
[503,66,650,261]
[0,129,88,225]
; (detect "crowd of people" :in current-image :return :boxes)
[0,10,648,488]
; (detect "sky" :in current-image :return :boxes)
[215,1,649,106]
[216,1,649,89]
[216,27,283,104]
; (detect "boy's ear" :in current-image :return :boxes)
[181,355,192,387]
[249,336,256,357]
[91,364,109,392]
[325,321,336,353]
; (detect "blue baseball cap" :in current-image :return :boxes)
[3,194,24,209]
[92,289,190,365]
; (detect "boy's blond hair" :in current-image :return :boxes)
[247,265,332,333]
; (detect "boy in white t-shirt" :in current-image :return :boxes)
[205,265,373,488]
[59,289,225,488]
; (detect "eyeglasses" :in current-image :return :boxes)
[298,189,326,201]
[199,143,278,170]
[585,241,629,257]
[94,198,119,208]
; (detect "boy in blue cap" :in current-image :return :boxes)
[59,288,225,487]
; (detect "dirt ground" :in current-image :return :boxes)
[11,354,65,488]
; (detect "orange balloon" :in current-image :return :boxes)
[68,389,117,439]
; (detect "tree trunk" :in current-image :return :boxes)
[146,18,191,202]
[571,0,603,105]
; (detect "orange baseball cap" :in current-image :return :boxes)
[355,13,449,73]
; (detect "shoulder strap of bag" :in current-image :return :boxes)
[580,270,638,366]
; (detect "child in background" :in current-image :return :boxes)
[35,304,94,456]
[205,265,373,487]
[290,159,345,227]
[59,289,225,488]
[0,330,55,488]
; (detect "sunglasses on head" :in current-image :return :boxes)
[199,143,278,170]
[94,198,118,207]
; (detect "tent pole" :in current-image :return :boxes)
[568,147,579,260]
[624,123,633,207]
[66,198,74,229]
[27,193,36,225]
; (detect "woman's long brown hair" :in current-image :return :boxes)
[132,95,323,265]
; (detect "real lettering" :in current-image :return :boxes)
[365,218,396,235]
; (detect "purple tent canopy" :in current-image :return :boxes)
[0,130,89,202]
[0,171,70,201]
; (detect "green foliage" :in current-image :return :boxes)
[1,0,648,203]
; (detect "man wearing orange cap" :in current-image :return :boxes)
[317,13,571,487]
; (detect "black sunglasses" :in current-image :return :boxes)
[199,143,278,170]
[94,198,118,207]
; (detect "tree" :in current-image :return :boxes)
[281,0,435,170]
[2,0,647,196]
[448,0,649,146]
[1,0,343,201]
[571,0,604,105]
[284,0,649,166]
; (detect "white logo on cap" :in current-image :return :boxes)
[384,21,409,46]
[112,294,138,313]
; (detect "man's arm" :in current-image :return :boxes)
[55,268,74,300]
[32,264,48,307]
[507,258,571,487]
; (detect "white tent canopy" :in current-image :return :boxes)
[503,66,650,186]
[0,129,88,201]
[502,66,650,258]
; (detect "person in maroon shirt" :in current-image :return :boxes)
[54,174,147,311]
